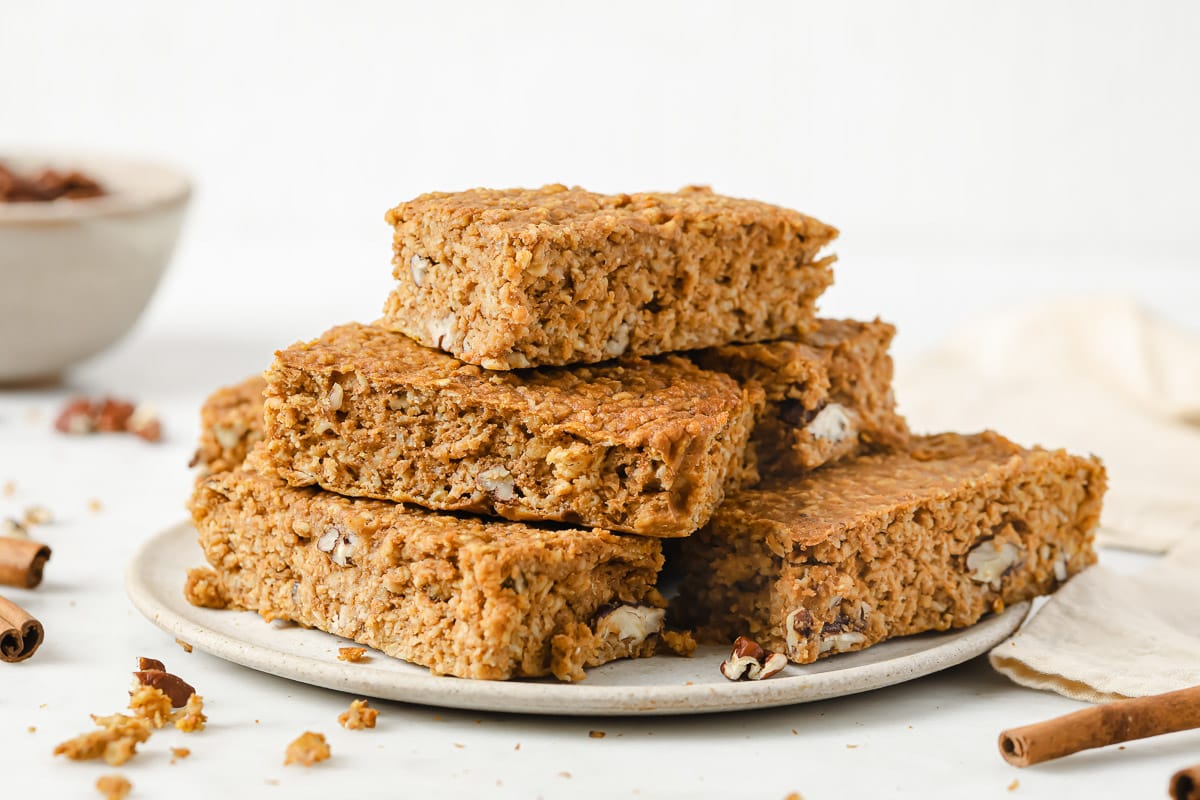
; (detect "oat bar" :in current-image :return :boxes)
[189,468,665,681]
[260,323,759,537]
[381,185,837,369]
[191,376,266,476]
[671,433,1106,662]
[692,318,908,483]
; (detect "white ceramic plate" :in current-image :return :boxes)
[126,521,1029,716]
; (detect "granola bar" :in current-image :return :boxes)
[692,318,908,483]
[191,376,266,475]
[259,323,758,537]
[381,185,837,369]
[189,468,666,681]
[671,432,1106,662]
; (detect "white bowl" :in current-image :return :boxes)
[0,153,191,383]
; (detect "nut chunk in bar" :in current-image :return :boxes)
[260,323,758,537]
[191,375,266,476]
[692,318,909,484]
[381,184,838,369]
[672,433,1106,663]
[189,468,665,682]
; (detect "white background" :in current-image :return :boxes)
[2,2,1199,798]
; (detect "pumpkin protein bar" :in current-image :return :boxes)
[692,318,908,484]
[672,432,1106,663]
[190,375,267,476]
[189,467,666,681]
[258,323,758,537]
[381,185,837,369]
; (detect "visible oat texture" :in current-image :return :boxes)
[192,375,267,476]
[189,467,666,681]
[692,318,908,483]
[260,323,758,537]
[672,432,1106,663]
[381,185,838,369]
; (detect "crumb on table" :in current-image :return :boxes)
[174,694,206,732]
[338,646,367,663]
[128,685,173,728]
[338,699,378,730]
[284,731,331,766]
[95,774,131,800]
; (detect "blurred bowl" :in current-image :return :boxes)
[0,152,191,383]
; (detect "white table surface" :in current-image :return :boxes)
[2,242,1198,799]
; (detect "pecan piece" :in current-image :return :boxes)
[719,636,788,681]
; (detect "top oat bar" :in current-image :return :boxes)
[381,185,838,369]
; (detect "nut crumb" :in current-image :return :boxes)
[338,699,378,730]
[2,517,29,539]
[284,731,330,766]
[791,729,798,735]
[88,499,103,513]
[588,730,606,739]
[337,646,367,663]
[453,742,465,749]
[55,715,151,766]
[184,567,231,609]
[1008,779,1020,791]
[660,629,697,657]
[95,774,131,800]
[53,396,163,442]
[128,685,173,728]
[559,771,572,779]
[27,726,36,733]
[514,743,520,750]
[720,636,788,681]
[784,794,804,800]
[2,480,14,497]
[175,638,193,653]
[173,694,206,732]
[846,744,858,749]
[23,504,52,525]
[170,746,191,763]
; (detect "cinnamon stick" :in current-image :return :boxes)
[0,594,44,663]
[999,685,1200,767]
[0,538,51,588]
[1172,765,1200,800]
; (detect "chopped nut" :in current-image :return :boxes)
[53,396,162,442]
[660,629,697,657]
[819,631,867,655]
[807,403,854,443]
[967,540,1023,590]
[588,730,606,739]
[173,694,206,732]
[55,397,96,434]
[284,731,330,766]
[719,636,788,681]
[128,685,173,728]
[593,604,665,645]
[477,465,517,501]
[137,656,166,672]
[133,668,196,708]
[338,646,367,663]
[338,699,378,730]
[316,526,358,567]
[175,638,193,653]
[1,517,29,539]
[94,398,135,432]
[127,404,163,442]
[23,504,52,525]
[95,774,131,800]
[324,383,344,412]
[410,254,431,286]
[184,567,231,609]
[1053,551,1070,582]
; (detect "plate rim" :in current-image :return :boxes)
[126,520,1029,717]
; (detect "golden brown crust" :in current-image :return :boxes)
[260,323,758,537]
[672,432,1106,663]
[188,468,664,681]
[381,184,837,369]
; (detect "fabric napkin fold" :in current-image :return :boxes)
[893,296,1200,701]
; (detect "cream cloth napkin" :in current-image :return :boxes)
[893,297,1200,701]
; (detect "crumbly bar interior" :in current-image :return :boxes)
[382,185,837,369]
[693,319,909,484]
[261,324,758,537]
[191,375,267,477]
[671,433,1106,662]
[190,468,665,681]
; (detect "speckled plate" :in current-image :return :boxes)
[126,521,1029,716]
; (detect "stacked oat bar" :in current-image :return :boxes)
[187,184,1106,682]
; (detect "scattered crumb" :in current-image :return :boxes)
[175,638,193,653]
[265,778,279,786]
[1007,778,1019,791]
[54,396,163,442]
[184,567,231,609]
[2,517,29,539]
[846,744,858,749]
[514,743,520,751]
[791,729,798,735]
[684,681,694,686]
[660,629,697,657]
[174,694,206,732]
[128,685,173,728]
[95,774,131,800]
[54,715,151,766]
[88,499,103,513]
[27,726,36,733]
[588,730,606,739]
[23,504,52,525]
[2,480,14,497]
[284,731,330,767]
[784,794,804,800]
[338,699,378,730]
[559,772,572,779]
[337,646,367,663]
[453,742,465,749]
[39,703,47,709]
[1118,745,1126,750]
[170,747,191,764]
